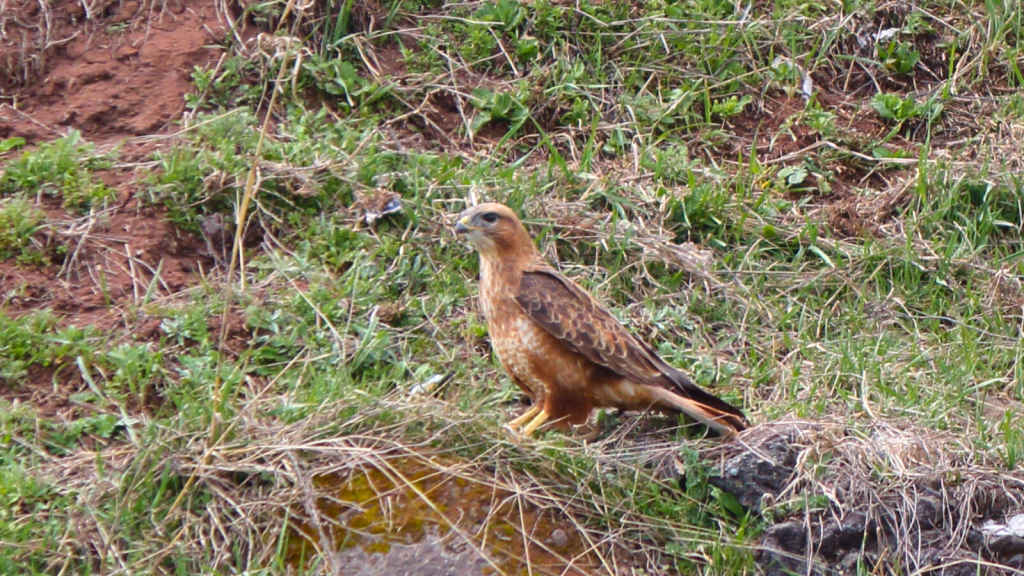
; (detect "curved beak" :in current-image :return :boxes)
[454,216,472,235]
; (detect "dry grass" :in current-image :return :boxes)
[712,417,1024,574]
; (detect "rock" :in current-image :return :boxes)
[110,1,139,23]
[978,515,1024,560]
[548,528,568,548]
[115,45,139,60]
[987,534,1024,558]
[982,514,1024,539]
[757,548,812,576]
[757,522,819,576]
[84,51,111,64]
[708,436,797,512]
[764,521,807,553]
[1011,514,1024,536]
[838,550,865,575]
[917,495,942,530]
[818,512,872,560]
[839,549,880,569]
[967,529,985,550]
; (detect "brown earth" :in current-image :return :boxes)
[0,0,234,412]
[1,0,228,144]
[0,187,211,331]
[0,177,218,415]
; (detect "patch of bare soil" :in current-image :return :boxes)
[714,89,926,238]
[722,94,819,161]
[1,0,227,144]
[719,91,897,163]
[0,167,218,411]
[2,176,209,327]
[0,0,247,415]
[707,418,1024,576]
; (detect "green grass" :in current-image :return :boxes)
[0,197,47,265]
[1,0,1023,573]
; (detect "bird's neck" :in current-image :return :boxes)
[478,252,545,323]
[480,256,523,299]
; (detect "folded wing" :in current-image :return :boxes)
[514,267,747,432]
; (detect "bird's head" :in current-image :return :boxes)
[454,203,538,261]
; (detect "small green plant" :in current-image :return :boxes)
[710,95,752,120]
[998,409,1022,469]
[107,343,165,399]
[769,57,807,98]
[475,0,526,31]
[602,129,630,156]
[186,57,261,110]
[515,36,539,63]
[0,137,25,153]
[876,40,921,75]
[872,145,916,160]
[0,311,57,384]
[870,93,942,124]
[0,197,46,263]
[301,56,392,111]
[469,88,529,135]
[641,144,696,185]
[802,101,837,135]
[776,166,809,188]
[461,24,499,64]
[0,130,114,213]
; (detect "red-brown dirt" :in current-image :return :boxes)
[0,176,217,413]
[0,0,234,410]
[0,186,212,332]
[1,0,228,144]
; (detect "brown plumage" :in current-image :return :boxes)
[455,202,747,438]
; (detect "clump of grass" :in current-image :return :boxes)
[0,196,46,264]
[0,130,115,213]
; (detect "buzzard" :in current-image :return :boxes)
[455,203,747,438]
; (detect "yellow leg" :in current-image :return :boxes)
[520,409,550,437]
[504,404,542,433]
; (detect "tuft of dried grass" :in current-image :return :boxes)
[710,416,1024,574]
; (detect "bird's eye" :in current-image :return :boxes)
[480,212,499,224]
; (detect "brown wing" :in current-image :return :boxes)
[514,267,746,424]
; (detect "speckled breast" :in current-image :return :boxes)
[481,296,552,400]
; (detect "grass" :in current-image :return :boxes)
[1,0,1023,573]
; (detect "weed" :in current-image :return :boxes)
[0,197,46,264]
[0,137,25,153]
[876,40,921,75]
[186,57,262,110]
[476,0,526,31]
[469,88,530,136]
[711,95,753,120]
[0,130,114,213]
[870,93,933,123]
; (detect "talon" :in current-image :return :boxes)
[502,423,524,442]
[505,404,541,431]
[577,421,604,443]
[520,409,550,436]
